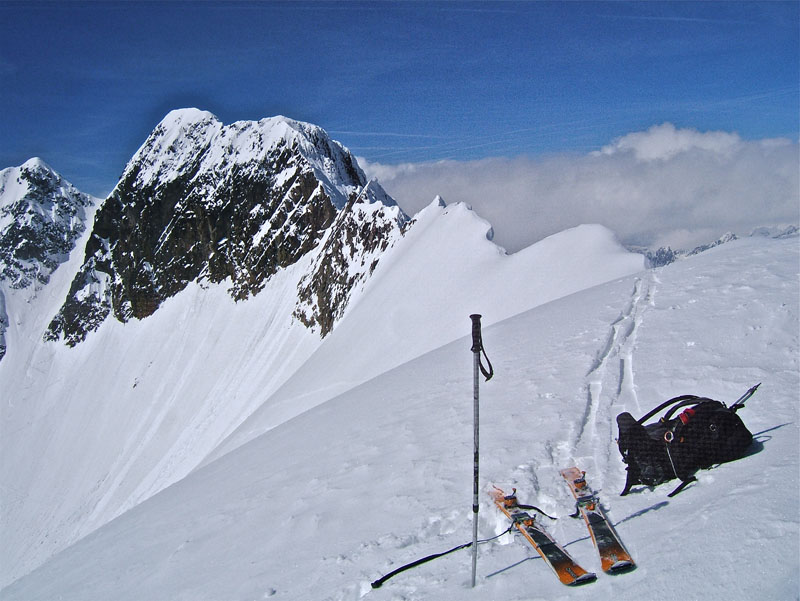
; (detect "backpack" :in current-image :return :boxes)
[616,384,758,497]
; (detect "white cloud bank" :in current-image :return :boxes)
[362,123,799,252]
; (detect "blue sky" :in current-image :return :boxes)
[1,0,798,197]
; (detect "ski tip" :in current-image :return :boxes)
[569,571,598,586]
[606,560,636,574]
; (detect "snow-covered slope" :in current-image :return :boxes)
[0,249,319,587]
[0,201,642,587]
[2,235,796,601]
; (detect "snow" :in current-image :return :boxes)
[0,216,797,600]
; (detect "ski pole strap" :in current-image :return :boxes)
[371,524,514,588]
[470,314,494,381]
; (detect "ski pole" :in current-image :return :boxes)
[469,314,493,587]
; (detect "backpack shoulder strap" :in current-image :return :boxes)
[636,395,700,425]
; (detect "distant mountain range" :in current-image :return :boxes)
[0,157,97,290]
[630,227,798,268]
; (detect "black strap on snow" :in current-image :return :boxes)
[371,544,470,590]
[470,314,494,381]
[371,524,514,589]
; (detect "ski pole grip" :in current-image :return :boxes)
[470,314,482,353]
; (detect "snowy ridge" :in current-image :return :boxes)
[1,235,796,601]
[294,179,409,335]
[206,204,644,464]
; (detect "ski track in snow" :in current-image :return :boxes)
[569,271,658,489]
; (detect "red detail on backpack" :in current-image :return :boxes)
[679,408,696,425]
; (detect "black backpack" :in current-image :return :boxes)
[616,384,758,497]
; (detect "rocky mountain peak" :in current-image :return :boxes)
[44,110,407,346]
[0,158,96,290]
[0,158,97,361]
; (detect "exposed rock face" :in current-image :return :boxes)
[44,109,408,346]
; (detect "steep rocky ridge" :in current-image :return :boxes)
[295,179,409,335]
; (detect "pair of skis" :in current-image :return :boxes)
[491,467,634,586]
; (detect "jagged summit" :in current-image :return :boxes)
[45,110,407,346]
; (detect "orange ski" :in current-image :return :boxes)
[560,467,636,573]
[490,487,596,586]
